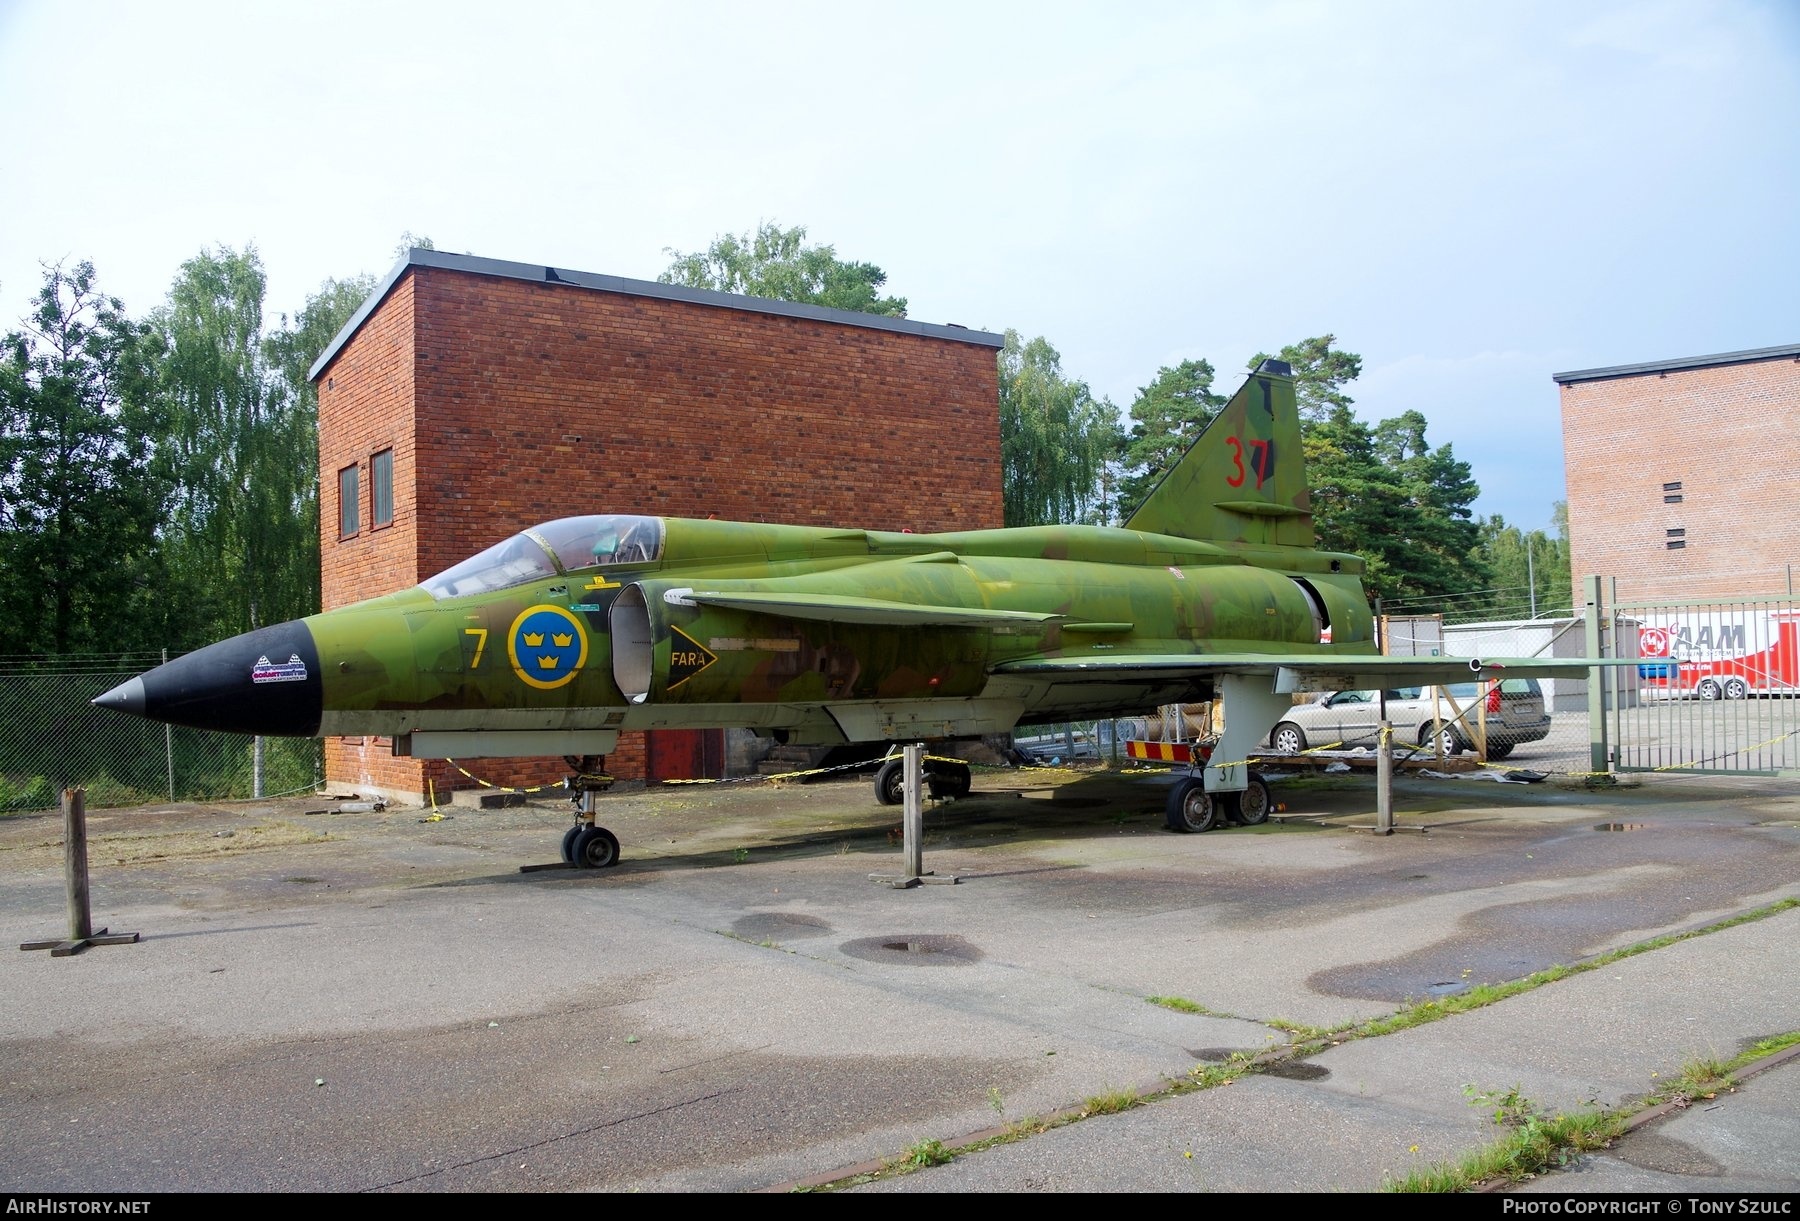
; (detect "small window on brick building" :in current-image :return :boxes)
[371,448,394,528]
[1661,481,1682,491]
[1665,528,1685,538]
[1663,493,1683,504]
[338,464,360,538]
[1666,539,1686,550]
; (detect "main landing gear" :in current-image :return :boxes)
[873,754,973,805]
[1164,770,1272,834]
[561,756,621,869]
[1164,675,1289,835]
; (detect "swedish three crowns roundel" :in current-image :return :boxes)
[507,605,589,690]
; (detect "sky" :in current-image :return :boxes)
[2,0,1796,533]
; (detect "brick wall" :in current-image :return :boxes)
[316,264,1003,803]
[1560,354,1800,604]
[408,268,1002,577]
[315,275,425,797]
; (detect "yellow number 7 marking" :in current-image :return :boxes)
[464,627,488,669]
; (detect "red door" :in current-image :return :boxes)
[645,730,726,783]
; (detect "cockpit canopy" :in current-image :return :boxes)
[422,515,665,599]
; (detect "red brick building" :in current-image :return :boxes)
[309,249,1004,802]
[1555,343,1799,604]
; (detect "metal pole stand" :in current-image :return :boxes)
[1374,721,1395,835]
[19,789,140,957]
[1347,724,1424,836]
[869,743,959,889]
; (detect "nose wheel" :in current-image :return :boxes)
[568,824,621,869]
[562,755,621,869]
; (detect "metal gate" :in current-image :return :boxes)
[1605,592,1800,776]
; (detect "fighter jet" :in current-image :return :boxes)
[95,359,1616,864]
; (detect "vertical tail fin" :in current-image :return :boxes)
[1122,358,1314,548]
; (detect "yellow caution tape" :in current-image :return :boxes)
[1649,728,1798,772]
[662,749,982,787]
[443,760,563,794]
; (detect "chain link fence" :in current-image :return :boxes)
[1433,615,1598,773]
[1609,594,1799,777]
[0,654,322,813]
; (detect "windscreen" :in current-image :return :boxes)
[422,515,665,600]
[423,532,559,599]
[536,515,664,570]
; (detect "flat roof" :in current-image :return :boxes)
[309,248,1005,382]
[1552,342,1800,386]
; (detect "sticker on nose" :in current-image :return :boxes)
[252,653,309,684]
[508,605,588,690]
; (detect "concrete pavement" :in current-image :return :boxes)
[2,765,1795,1194]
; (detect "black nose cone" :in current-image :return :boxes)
[92,621,323,736]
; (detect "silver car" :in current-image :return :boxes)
[1266,679,1551,760]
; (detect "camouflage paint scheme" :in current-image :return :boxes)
[96,361,1610,799]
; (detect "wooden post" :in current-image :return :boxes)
[19,787,139,957]
[866,743,958,888]
[64,787,92,942]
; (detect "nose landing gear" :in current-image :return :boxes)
[561,755,621,869]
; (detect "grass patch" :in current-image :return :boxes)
[1191,1051,1260,1089]
[1,818,331,866]
[1387,1032,1800,1192]
[904,1139,951,1168]
[1079,1086,1141,1117]
[1345,896,1798,1044]
[1386,1088,1627,1193]
[96,821,330,865]
[1146,995,1212,1015]
[796,897,1800,1193]
[1737,1030,1800,1063]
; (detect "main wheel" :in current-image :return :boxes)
[874,758,906,806]
[1270,722,1307,754]
[1165,778,1221,833]
[1697,679,1722,701]
[1723,678,1749,700]
[1229,774,1272,826]
[570,825,621,869]
[560,823,582,864]
[1419,725,1462,756]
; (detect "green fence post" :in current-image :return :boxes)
[1584,575,1609,776]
